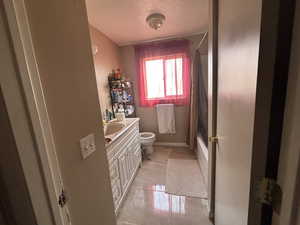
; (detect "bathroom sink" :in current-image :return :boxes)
[104,122,125,136]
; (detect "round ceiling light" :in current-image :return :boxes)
[146,13,166,30]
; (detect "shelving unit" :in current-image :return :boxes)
[108,79,136,118]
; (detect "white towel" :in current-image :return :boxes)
[156,104,176,134]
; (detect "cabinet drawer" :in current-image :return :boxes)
[107,125,139,160]
[122,129,139,149]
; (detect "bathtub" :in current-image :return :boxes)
[196,135,208,191]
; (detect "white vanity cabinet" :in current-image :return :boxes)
[106,119,141,214]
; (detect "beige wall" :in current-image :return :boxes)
[24,1,116,225]
[120,34,207,143]
[89,25,122,115]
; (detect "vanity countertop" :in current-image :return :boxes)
[105,118,140,147]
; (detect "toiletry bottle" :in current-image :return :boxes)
[116,69,121,80]
[112,69,116,80]
[105,109,110,122]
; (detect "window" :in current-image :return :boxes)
[135,40,190,107]
[144,55,184,100]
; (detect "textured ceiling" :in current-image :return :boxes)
[85,0,208,46]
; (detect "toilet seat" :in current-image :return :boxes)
[140,132,155,139]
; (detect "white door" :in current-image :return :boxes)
[214,0,262,224]
[2,1,71,224]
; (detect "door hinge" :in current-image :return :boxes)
[58,189,67,208]
[258,177,282,214]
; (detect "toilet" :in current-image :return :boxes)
[140,132,156,155]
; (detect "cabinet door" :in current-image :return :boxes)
[110,159,120,183]
[112,179,122,208]
[134,145,141,169]
[118,151,128,191]
[126,141,134,174]
[129,147,135,173]
[126,150,133,179]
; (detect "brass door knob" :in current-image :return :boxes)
[208,136,219,143]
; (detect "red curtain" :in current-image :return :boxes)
[135,40,191,107]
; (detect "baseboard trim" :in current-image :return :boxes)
[154,142,189,148]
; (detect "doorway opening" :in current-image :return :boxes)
[2,0,298,225]
[85,1,212,224]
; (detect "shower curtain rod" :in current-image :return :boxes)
[196,32,208,50]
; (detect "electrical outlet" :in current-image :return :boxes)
[80,133,96,159]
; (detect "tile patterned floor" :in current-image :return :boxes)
[117,146,212,225]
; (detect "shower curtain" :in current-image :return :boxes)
[188,50,208,149]
[198,55,208,146]
[187,51,200,149]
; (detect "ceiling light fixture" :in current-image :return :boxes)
[146,13,166,30]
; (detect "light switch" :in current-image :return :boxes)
[80,133,96,159]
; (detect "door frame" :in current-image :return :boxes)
[2,0,69,224]
[207,0,218,222]
[247,0,296,224]
[273,2,300,224]
[260,0,296,224]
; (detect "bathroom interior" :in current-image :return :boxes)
[86,1,209,224]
